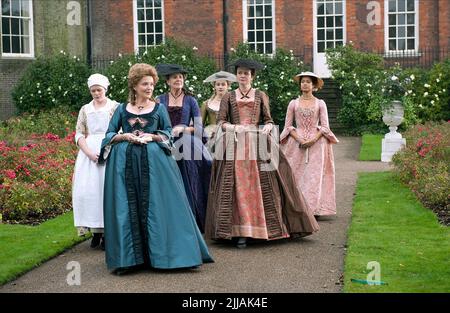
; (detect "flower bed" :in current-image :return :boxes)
[0,109,78,225]
[392,121,450,225]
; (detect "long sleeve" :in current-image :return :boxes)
[155,104,174,154]
[317,100,339,144]
[98,103,123,163]
[189,97,203,130]
[259,90,274,125]
[200,101,208,126]
[75,105,88,146]
[217,92,231,126]
[280,100,297,143]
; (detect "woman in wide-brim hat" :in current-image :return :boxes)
[201,71,236,139]
[155,63,212,233]
[204,59,319,248]
[280,71,339,217]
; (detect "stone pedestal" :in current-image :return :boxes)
[381,132,406,162]
[381,100,406,162]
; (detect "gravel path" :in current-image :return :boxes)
[0,136,391,293]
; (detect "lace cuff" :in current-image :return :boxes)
[317,126,339,144]
[280,126,296,144]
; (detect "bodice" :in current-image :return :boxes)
[122,104,160,135]
[167,105,183,127]
[295,100,320,140]
[236,100,257,125]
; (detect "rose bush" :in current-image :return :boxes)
[392,121,450,225]
[0,132,77,224]
[0,109,78,224]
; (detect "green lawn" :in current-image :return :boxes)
[0,211,87,285]
[344,172,450,292]
[359,134,383,161]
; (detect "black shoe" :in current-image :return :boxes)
[291,233,303,239]
[100,237,105,251]
[112,267,132,276]
[236,237,247,249]
[90,233,101,248]
[112,264,145,276]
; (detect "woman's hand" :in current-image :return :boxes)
[87,151,99,163]
[297,137,312,149]
[262,123,273,135]
[172,126,185,137]
[139,133,161,143]
[125,133,145,144]
[300,135,321,148]
[300,139,315,148]
[234,125,246,133]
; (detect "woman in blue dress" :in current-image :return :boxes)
[156,64,212,233]
[99,63,213,274]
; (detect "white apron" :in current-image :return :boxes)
[72,100,116,229]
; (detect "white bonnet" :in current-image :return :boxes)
[87,73,110,90]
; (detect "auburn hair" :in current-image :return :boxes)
[128,63,159,105]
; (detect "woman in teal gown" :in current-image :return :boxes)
[99,63,213,274]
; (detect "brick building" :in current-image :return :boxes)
[1,0,87,119]
[1,0,449,119]
[90,0,450,74]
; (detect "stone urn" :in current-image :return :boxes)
[381,100,406,162]
[382,100,404,139]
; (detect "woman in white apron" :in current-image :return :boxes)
[72,73,118,249]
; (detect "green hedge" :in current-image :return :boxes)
[104,38,217,105]
[12,52,92,113]
[326,44,450,135]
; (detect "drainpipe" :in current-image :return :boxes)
[86,0,92,67]
[223,0,229,69]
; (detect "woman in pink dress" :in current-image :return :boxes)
[205,60,319,248]
[280,72,339,217]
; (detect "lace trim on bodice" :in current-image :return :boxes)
[206,99,220,113]
[297,100,317,140]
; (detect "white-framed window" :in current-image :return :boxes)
[315,0,345,53]
[243,0,275,55]
[385,0,419,53]
[1,0,34,57]
[133,0,164,54]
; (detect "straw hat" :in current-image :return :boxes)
[293,71,324,90]
[203,71,237,83]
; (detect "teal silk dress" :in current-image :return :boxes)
[99,103,213,271]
